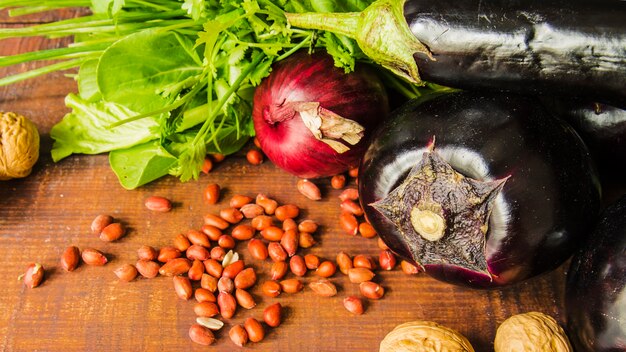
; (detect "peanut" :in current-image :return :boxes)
[289,255,307,277]
[217,292,237,319]
[189,324,216,346]
[235,288,256,309]
[256,194,277,214]
[246,149,264,165]
[261,280,282,297]
[358,222,378,238]
[298,232,316,248]
[297,179,322,200]
[316,261,337,278]
[244,317,265,342]
[229,324,249,347]
[222,260,244,279]
[173,276,193,300]
[158,258,191,276]
[340,199,364,216]
[339,212,359,236]
[336,251,353,275]
[348,268,376,283]
[203,183,220,205]
[263,302,282,327]
[379,249,397,271]
[275,204,300,221]
[203,259,223,278]
[136,260,160,278]
[308,279,337,297]
[240,204,265,218]
[331,174,346,189]
[137,245,158,261]
[114,264,138,282]
[144,196,172,212]
[247,239,268,260]
[194,301,219,317]
[231,224,255,241]
[91,214,113,235]
[343,296,364,315]
[220,207,243,224]
[298,219,318,233]
[338,188,359,201]
[99,222,126,242]
[234,267,257,290]
[229,194,253,209]
[203,213,229,230]
[20,263,44,288]
[281,229,299,257]
[304,254,321,270]
[186,245,210,261]
[81,248,107,266]
[195,288,216,303]
[201,273,218,292]
[269,261,289,281]
[60,245,80,272]
[201,224,222,241]
[188,260,205,281]
[187,229,211,247]
[360,281,385,300]
[157,246,181,263]
[261,226,284,242]
[280,278,304,293]
[268,242,288,262]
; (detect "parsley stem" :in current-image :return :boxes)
[192,52,266,146]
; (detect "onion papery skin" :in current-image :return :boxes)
[252,51,389,178]
[359,91,602,289]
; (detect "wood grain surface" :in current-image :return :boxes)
[0,8,605,352]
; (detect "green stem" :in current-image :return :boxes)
[0,42,109,67]
[0,57,89,86]
[285,12,361,39]
[192,52,266,146]
[285,0,432,85]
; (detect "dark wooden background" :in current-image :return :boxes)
[0,7,607,352]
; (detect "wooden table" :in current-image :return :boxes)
[0,8,598,352]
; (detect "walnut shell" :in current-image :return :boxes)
[380,320,475,352]
[494,312,572,352]
[0,112,40,180]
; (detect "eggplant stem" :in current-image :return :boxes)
[410,206,446,241]
[285,0,433,85]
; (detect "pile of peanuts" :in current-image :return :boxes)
[18,159,423,347]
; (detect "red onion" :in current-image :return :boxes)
[252,51,389,178]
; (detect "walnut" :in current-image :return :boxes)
[494,312,572,352]
[380,320,475,352]
[0,112,40,180]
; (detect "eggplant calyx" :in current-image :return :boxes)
[284,0,432,85]
[370,146,509,276]
[294,101,365,153]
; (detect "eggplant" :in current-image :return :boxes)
[542,98,626,177]
[358,91,601,288]
[285,0,626,108]
[566,195,626,351]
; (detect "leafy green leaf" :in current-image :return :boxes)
[77,59,101,102]
[97,29,203,114]
[182,0,206,21]
[50,94,160,162]
[109,141,178,189]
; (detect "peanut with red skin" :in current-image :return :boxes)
[188,260,205,281]
[203,184,220,205]
[379,249,397,271]
[261,280,282,297]
[189,324,216,346]
[136,260,160,278]
[270,261,289,281]
[343,296,364,315]
[298,220,318,233]
[60,246,80,272]
[194,301,219,317]
[234,267,257,290]
[82,248,108,266]
[229,325,248,347]
[21,263,44,288]
[264,303,282,327]
[91,214,113,235]
[157,246,181,263]
[358,222,378,238]
[195,288,216,303]
[316,261,337,278]
[159,258,191,276]
[280,278,304,293]
[144,196,172,212]
[331,174,346,189]
[137,245,158,261]
[268,242,288,262]
[220,207,244,224]
[289,255,307,277]
[235,288,256,309]
[244,318,265,342]
[173,276,193,300]
[360,281,385,300]
[203,213,229,230]
[338,188,359,201]
[114,264,138,282]
[304,254,321,270]
[340,212,359,236]
[275,204,300,221]
[297,179,322,200]
[247,238,268,260]
[99,222,126,242]
[217,292,237,319]
[229,195,253,208]
[255,194,277,214]
[308,279,337,297]
[246,149,264,165]
[187,229,211,247]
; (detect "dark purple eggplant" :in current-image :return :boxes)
[285,0,626,108]
[542,98,626,177]
[358,91,601,288]
[566,194,626,351]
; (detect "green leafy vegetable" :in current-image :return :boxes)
[0,0,443,189]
